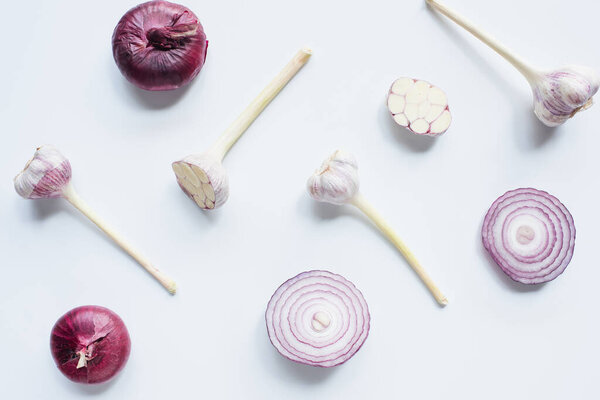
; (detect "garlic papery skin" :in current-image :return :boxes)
[307,150,359,205]
[14,145,72,199]
[306,150,448,306]
[530,66,600,127]
[172,153,229,210]
[426,0,600,127]
[173,47,312,210]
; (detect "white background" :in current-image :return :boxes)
[1,0,599,398]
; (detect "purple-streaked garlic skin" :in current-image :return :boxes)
[307,150,359,205]
[531,66,600,127]
[14,145,71,199]
[482,188,575,284]
[112,1,208,91]
[387,78,451,136]
[171,154,228,209]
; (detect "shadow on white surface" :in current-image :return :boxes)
[257,319,338,384]
[426,8,520,100]
[512,108,560,150]
[124,81,193,110]
[309,200,359,221]
[64,373,122,396]
[306,199,444,307]
[28,198,72,221]
[378,105,437,153]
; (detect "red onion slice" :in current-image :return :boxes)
[265,270,370,367]
[482,188,575,284]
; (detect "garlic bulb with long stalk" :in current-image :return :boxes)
[173,47,312,210]
[14,146,177,294]
[307,150,448,306]
[426,0,600,127]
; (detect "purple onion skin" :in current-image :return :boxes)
[50,306,131,384]
[112,1,208,91]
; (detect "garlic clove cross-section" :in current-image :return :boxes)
[173,47,312,210]
[172,153,229,210]
[387,78,452,136]
[15,145,177,294]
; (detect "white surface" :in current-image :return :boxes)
[1,0,599,398]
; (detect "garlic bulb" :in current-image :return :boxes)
[307,150,359,205]
[173,47,312,210]
[14,145,72,199]
[307,150,447,306]
[15,146,177,294]
[426,0,599,127]
[172,154,229,209]
[531,66,600,127]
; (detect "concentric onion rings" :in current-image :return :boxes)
[482,188,575,284]
[265,270,370,367]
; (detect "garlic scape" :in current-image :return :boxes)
[426,0,600,127]
[15,146,177,294]
[307,150,448,306]
[173,47,312,210]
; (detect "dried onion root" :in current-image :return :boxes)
[265,270,370,367]
[482,188,576,284]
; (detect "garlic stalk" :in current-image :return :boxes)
[14,146,177,294]
[426,0,600,127]
[173,47,312,209]
[307,150,448,306]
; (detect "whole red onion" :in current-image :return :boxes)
[112,1,208,91]
[50,306,131,384]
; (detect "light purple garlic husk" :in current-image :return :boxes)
[425,0,600,128]
[306,150,359,205]
[14,145,72,199]
[171,153,229,210]
[529,66,600,127]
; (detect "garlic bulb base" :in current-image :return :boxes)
[172,154,229,210]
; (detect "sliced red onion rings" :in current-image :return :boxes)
[482,188,575,284]
[265,270,370,367]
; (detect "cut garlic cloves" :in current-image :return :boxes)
[426,0,600,127]
[387,78,452,136]
[307,150,448,306]
[173,47,312,210]
[14,145,177,294]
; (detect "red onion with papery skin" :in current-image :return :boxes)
[266,270,370,367]
[482,188,575,284]
[50,306,131,384]
[112,1,208,91]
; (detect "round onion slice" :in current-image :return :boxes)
[482,188,576,284]
[265,270,370,367]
